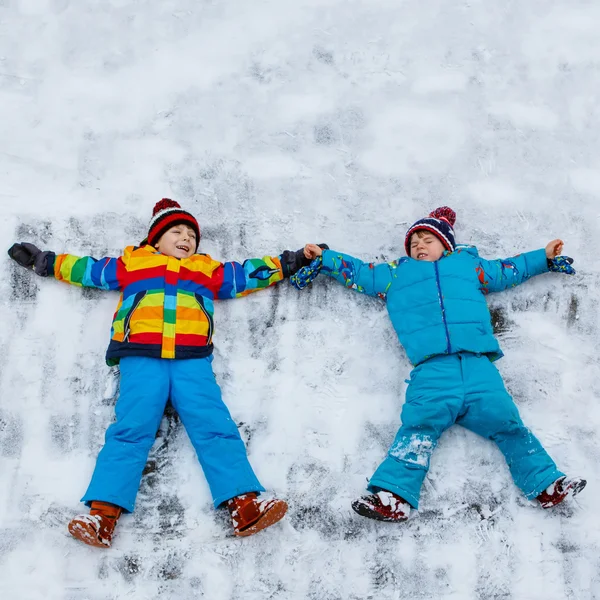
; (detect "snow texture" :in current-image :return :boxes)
[389,434,434,468]
[1,1,599,599]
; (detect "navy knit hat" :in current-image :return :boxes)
[146,199,200,250]
[404,206,457,256]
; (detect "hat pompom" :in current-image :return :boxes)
[429,206,456,227]
[153,198,181,216]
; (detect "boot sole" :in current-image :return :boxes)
[68,519,111,549]
[234,501,288,537]
[351,500,408,522]
[568,478,587,498]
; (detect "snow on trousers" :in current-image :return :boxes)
[368,352,564,509]
[82,356,264,512]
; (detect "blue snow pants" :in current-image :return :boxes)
[82,356,265,512]
[368,353,564,509]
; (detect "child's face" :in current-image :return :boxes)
[155,224,197,259]
[409,231,446,261]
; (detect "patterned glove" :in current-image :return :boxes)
[547,255,576,275]
[7,242,55,277]
[290,256,324,290]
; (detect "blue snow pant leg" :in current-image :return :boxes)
[169,356,264,508]
[368,355,465,509]
[82,357,170,512]
[456,353,564,500]
[368,353,564,509]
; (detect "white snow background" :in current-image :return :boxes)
[1,1,599,599]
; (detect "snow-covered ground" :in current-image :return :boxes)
[1,1,599,598]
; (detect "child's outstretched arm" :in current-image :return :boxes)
[205,246,324,299]
[8,242,123,291]
[304,243,394,298]
[474,238,574,294]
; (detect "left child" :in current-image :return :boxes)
[8,198,315,547]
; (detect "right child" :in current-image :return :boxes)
[304,206,586,521]
[8,198,316,547]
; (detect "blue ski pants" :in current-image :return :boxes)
[369,353,563,509]
[82,356,264,512]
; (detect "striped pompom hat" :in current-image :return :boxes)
[404,206,457,255]
[147,199,200,250]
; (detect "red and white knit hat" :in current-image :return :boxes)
[146,199,200,250]
[404,206,457,255]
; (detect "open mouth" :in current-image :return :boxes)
[417,253,428,259]
[176,244,190,253]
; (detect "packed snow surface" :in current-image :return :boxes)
[1,1,599,599]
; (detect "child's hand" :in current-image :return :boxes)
[304,244,324,260]
[545,239,564,259]
[290,244,328,290]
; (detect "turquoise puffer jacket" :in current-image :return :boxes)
[321,245,549,366]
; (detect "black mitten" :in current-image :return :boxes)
[7,242,55,277]
[280,244,329,278]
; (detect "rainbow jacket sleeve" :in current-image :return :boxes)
[50,245,284,365]
[52,253,124,290]
[207,255,284,299]
[320,248,396,299]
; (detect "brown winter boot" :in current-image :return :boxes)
[68,501,123,548]
[227,493,288,537]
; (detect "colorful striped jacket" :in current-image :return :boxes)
[50,245,284,365]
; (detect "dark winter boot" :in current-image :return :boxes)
[351,490,411,522]
[227,493,288,537]
[536,476,587,509]
[68,501,123,548]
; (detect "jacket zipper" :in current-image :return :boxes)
[123,291,146,342]
[434,262,452,354]
[195,294,214,344]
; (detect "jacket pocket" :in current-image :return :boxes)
[194,293,214,344]
[123,291,147,342]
